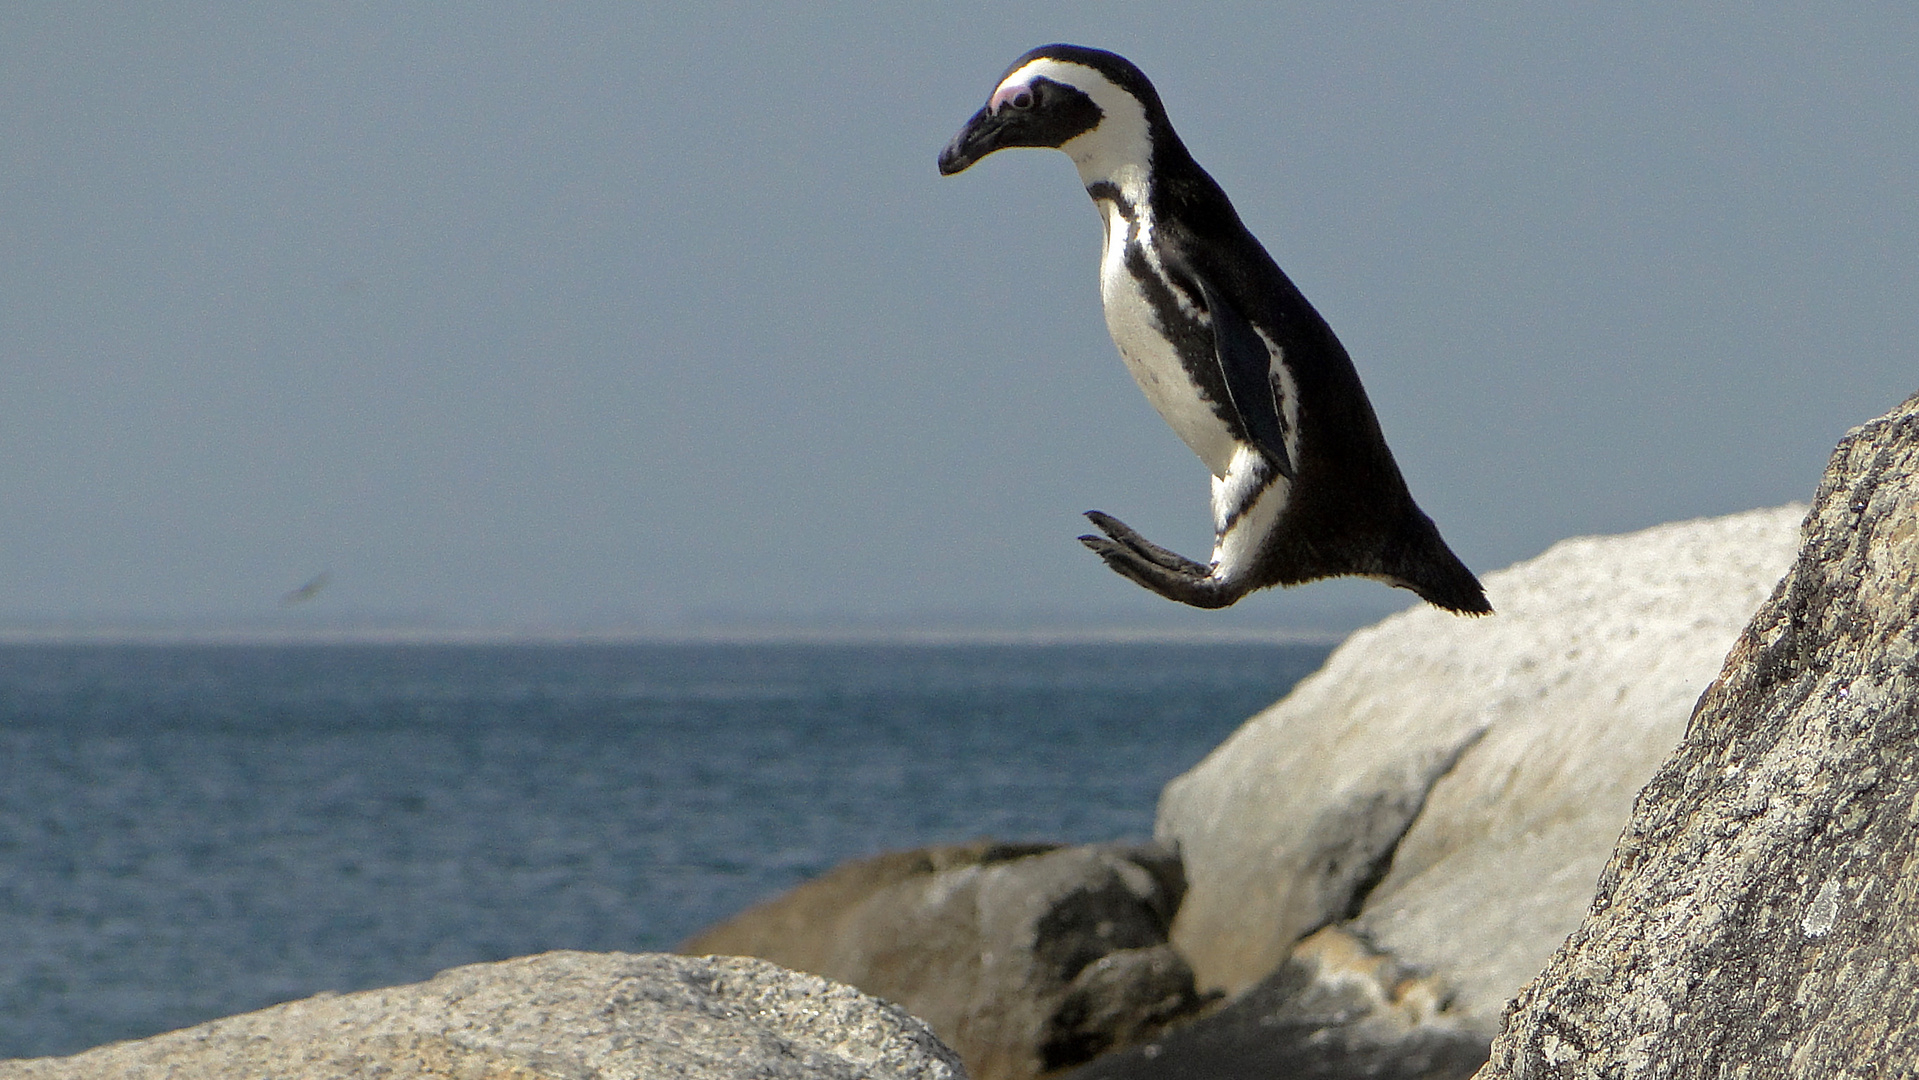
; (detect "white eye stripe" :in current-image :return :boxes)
[994,58,1089,98]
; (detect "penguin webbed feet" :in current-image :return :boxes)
[1077,511,1243,610]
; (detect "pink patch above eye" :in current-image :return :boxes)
[989,83,1034,114]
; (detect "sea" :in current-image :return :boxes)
[0,640,1331,1059]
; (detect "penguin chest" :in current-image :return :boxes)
[1097,209,1238,477]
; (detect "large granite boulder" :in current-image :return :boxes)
[1479,392,1919,1077]
[683,840,1201,1080]
[0,952,966,1080]
[1156,502,1806,1035]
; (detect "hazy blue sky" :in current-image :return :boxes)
[3,5,1914,635]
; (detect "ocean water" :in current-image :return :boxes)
[0,641,1330,1059]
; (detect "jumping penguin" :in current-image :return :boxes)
[939,45,1490,615]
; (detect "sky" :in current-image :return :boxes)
[2,5,1914,637]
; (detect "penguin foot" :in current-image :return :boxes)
[1080,511,1212,575]
[1078,511,1242,609]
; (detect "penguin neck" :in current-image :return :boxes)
[1079,162,1151,214]
[1051,72,1156,207]
[1067,119,1201,231]
[1071,120,1155,226]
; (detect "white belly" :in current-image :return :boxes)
[1098,208,1238,477]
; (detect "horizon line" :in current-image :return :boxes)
[0,623,1350,648]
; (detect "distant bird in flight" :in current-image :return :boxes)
[939,45,1489,615]
[279,571,332,607]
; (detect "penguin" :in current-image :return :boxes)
[938,45,1490,615]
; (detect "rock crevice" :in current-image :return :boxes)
[1335,724,1489,925]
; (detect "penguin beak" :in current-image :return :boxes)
[938,106,1012,176]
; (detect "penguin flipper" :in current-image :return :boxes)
[1078,511,1248,609]
[1195,277,1295,480]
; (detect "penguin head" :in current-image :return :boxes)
[938,45,1168,190]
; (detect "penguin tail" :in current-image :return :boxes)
[1385,511,1492,616]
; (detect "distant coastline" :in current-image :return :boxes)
[0,622,1350,647]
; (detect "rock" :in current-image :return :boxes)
[1157,503,1805,1034]
[683,839,1060,976]
[683,841,1202,1080]
[1046,943,1199,1067]
[1479,392,1919,1077]
[0,952,967,1080]
[1062,926,1487,1080]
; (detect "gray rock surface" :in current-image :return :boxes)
[684,841,1200,1080]
[0,951,967,1080]
[1157,503,1804,1028]
[1479,391,1919,1078]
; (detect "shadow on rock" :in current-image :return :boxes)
[1060,925,1486,1080]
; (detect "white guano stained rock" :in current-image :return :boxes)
[1156,505,1806,1032]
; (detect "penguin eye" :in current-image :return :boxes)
[990,82,1039,114]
